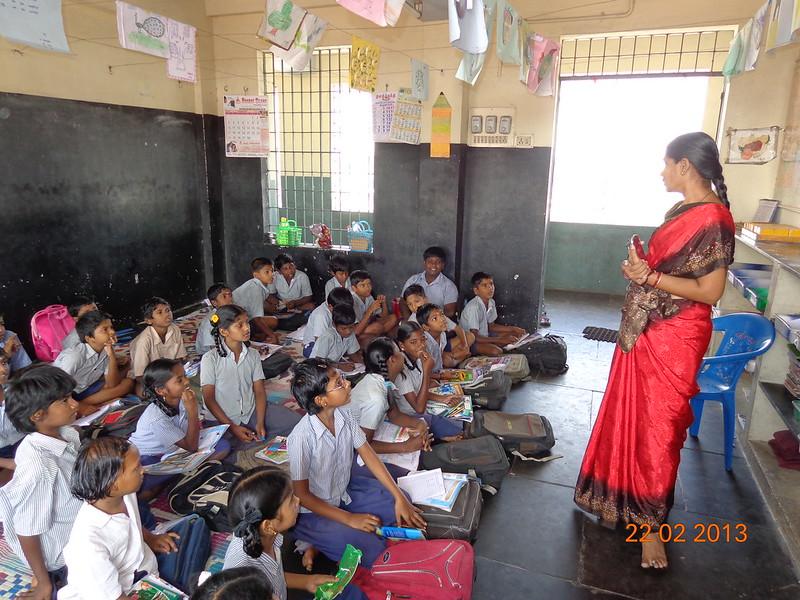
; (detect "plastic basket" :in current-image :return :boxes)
[277,219,302,246]
[348,220,373,253]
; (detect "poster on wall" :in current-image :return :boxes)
[337,0,404,27]
[495,0,522,65]
[431,92,452,158]
[411,59,429,101]
[167,20,196,82]
[350,36,381,92]
[455,0,496,86]
[520,33,559,96]
[0,0,70,53]
[257,0,307,50]
[745,1,771,70]
[726,127,780,164]
[448,0,489,54]
[270,13,327,72]
[373,91,397,142]
[116,1,170,58]
[223,95,270,158]
[390,93,423,144]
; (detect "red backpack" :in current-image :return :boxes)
[31,305,74,362]
[352,540,474,600]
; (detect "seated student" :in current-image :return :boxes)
[201,305,301,448]
[309,305,362,370]
[61,296,99,351]
[130,297,188,384]
[395,321,464,441]
[401,246,459,318]
[233,258,280,344]
[53,310,134,416]
[59,437,180,600]
[349,270,398,347]
[348,338,431,478]
[0,354,24,484]
[197,284,234,356]
[0,313,32,374]
[225,466,366,600]
[273,254,314,312]
[416,303,470,372]
[287,359,426,568]
[403,285,474,360]
[461,271,528,357]
[0,365,83,599]
[130,359,229,502]
[191,566,275,600]
[324,255,351,299]
[303,288,354,359]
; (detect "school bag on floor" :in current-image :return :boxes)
[30,304,73,362]
[516,334,568,376]
[461,370,512,410]
[468,411,555,458]
[275,312,307,332]
[79,399,149,440]
[168,461,243,531]
[459,354,530,383]
[417,477,483,543]
[155,513,210,593]
[261,351,295,379]
[421,435,509,491]
[352,540,474,600]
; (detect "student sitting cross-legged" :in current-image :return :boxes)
[348,337,432,479]
[130,358,230,502]
[53,310,134,416]
[0,353,24,484]
[196,283,234,356]
[232,258,280,344]
[395,321,464,442]
[61,296,99,351]
[416,303,470,372]
[287,359,426,568]
[59,437,180,600]
[303,288,354,359]
[273,254,315,313]
[403,284,474,361]
[324,255,351,299]
[224,466,366,600]
[460,271,528,357]
[0,365,83,600]
[309,305,363,371]
[129,297,188,388]
[401,246,460,318]
[349,270,398,349]
[200,305,301,449]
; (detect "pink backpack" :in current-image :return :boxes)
[353,540,474,600]
[31,305,74,362]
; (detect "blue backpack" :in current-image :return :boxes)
[155,513,211,593]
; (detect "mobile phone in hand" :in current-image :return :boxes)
[630,235,646,260]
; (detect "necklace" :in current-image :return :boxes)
[683,190,714,205]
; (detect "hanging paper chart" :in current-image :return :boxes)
[270,13,327,71]
[350,36,381,92]
[373,92,397,142]
[390,93,422,145]
[167,20,196,82]
[116,1,169,58]
[431,92,452,158]
[223,95,271,158]
[258,0,307,51]
[0,0,70,53]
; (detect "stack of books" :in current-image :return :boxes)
[426,395,473,422]
[741,223,800,244]
[255,436,289,464]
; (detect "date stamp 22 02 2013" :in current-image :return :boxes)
[625,523,749,544]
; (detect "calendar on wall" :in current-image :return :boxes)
[223,95,270,158]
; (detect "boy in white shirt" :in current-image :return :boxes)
[460,272,527,356]
[233,257,280,344]
[401,246,459,318]
[303,288,354,359]
[61,296,98,351]
[324,255,351,299]
[274,254,314,312]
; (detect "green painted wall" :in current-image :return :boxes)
[545,222,658,295]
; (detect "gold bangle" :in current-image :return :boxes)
[654,272,664,288]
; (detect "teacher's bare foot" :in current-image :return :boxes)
[641,538,668,569]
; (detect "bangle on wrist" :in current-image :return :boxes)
[653,272,663,288]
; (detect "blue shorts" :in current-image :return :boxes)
[73,378,104,400]
[303,342,315,358]
[0,438,22,459]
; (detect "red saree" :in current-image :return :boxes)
[574,201,735,527]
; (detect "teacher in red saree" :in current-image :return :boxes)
[574,132,735,570]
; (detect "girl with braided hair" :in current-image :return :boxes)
[575,132,735,570]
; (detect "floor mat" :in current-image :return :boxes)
[582,326,619,343]
[0,532,32,597]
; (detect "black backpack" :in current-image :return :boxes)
[79,399,149,440]
[168,461,243,532]
[468,411,555,458]
[518,334,568,376]
[421,435,510,492]
[262,351,296,379]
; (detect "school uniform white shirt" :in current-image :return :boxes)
[402,272,459,309]
[460,295,498,337]
[223,535,288,600]
[310,327,360,362]
[0,427,82,571]
[195,314,215,355]
[423,330,447,372]
[303,304,332,347]
[324,276,351,299]
[348,374,390,431]
[61,328,80,351]
[394,361,424,415]
[0,401,25,449]
[53,343,109,393]
[288,408,367,512]
[233,278,275,319]
[130,324,187,378]
[274,270,312,302]
[59,492,158,600]
[129,402,189,457]
[409,312,458,332]
[200,342,265,425]
[351,292,378,322]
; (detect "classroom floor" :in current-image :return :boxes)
[471,290,800,600]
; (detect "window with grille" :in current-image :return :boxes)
[261,47,374,250]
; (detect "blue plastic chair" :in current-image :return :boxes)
[689,313,775,471]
